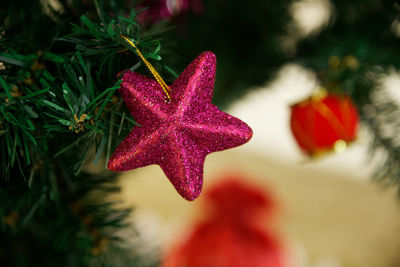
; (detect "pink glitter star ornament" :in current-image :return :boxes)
[108,51,253,200]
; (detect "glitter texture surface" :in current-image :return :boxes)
[108,52,253,200]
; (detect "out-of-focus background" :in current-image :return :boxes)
[116,65,400,267]
[114,1,400,266]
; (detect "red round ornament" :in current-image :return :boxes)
[290,92,359,155]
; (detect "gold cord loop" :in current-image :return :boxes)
[121,35,171,101]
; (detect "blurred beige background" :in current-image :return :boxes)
[114,63,400,267]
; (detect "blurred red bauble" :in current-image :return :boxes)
[162,176,285,267]
[290,92,359,156]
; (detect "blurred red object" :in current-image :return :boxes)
[162,177,285,267]
[290,92,359,156]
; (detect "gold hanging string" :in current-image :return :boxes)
[121,35,171,101]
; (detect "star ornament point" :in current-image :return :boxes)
[108,51,253,201]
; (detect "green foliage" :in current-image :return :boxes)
[0,0,167,265]
[0,0,172,179]
[0,171,131,266]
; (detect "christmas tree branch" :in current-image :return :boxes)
[0,1,171,179]
[0,1,170,264]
